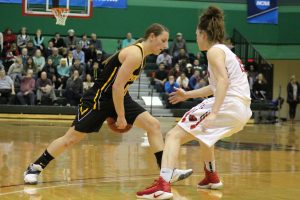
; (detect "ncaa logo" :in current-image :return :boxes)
[255,0,270,10]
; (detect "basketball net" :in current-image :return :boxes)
[51,8,70,26]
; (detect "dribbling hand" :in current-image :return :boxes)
[116,116,127,129]
[168,87,187,104]
[106,117,132,133]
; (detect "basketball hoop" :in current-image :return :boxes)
[51,8,70,26]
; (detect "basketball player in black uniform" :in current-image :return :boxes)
[24,23,192,184]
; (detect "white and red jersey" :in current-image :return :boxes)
[207,44,251,101]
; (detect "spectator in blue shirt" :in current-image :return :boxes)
[121,32,136,48]
[72,45,85,64]
[164,75,179,94]
[188,70,201,90]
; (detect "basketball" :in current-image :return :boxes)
[106,117,132,133]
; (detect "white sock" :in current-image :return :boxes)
[160,168,174,182]
[205,160,216,172]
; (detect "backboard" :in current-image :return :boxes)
[22,0,93,18]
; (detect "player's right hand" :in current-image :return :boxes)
[116,116,127,129]
[169,87,187,104]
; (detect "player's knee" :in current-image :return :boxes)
[147,117,161,133]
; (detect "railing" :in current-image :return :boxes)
[232,28,273,70]
[232,28,273,99]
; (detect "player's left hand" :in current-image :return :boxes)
[202,113,217,129]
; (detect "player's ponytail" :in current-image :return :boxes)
[198,6,225,43]
[133,38,145,45]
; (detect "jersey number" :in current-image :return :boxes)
[236,56,246,73]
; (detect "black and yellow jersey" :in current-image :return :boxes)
[81,43,145,110]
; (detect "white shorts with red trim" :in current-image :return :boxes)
[177,97,252,147]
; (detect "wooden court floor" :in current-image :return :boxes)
[0,117,299,200]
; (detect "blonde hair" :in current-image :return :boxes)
[134,23,169,45]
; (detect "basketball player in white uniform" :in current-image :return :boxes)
[137,6,252,200]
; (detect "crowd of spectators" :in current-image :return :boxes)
[149,33,209,108]
[0,27,270,108]
[0,27,108,106]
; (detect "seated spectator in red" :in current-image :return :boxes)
[0,67,15,104]
[4,43,19,71]
[154,62,168,92]
[17,69,35,105]
[64,70,83,106]
[36,71,57,105]
[3,28,17,53]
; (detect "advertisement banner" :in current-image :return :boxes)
[0,0,127,8]
[94,0,127,8]
[247,0,278,24]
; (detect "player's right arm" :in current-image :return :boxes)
[112,46,142,129]
[169,85,213,104]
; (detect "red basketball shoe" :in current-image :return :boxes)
[197,167,223,190]
[136,176,173,199]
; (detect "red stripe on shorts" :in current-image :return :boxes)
[181,101,207,122]
[190,111,210,129]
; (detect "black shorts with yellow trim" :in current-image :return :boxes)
[71,94,146,133]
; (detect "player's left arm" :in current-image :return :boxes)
[208,47,229,115]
